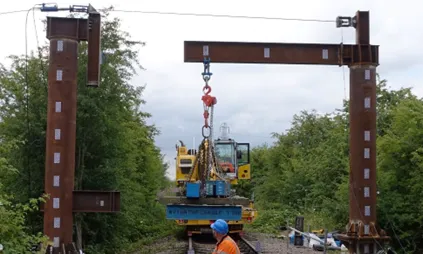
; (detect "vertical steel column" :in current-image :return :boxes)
[42,13,120,253]
[342,11,389,254]
[349,65,377,225]
[44,36,78,247]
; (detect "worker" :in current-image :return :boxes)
[210,219,240,254]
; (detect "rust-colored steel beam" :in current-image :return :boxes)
[73,190,120,212]
[183,10,388,254]
[46,17,88,41]
[184,41,379,66]
[40,190,121,213]
[44,17,82,247]
[337,11,390,254]
[44,12,120,254]
[87,12,101,87]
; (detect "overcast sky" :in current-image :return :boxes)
[1,0,422,180]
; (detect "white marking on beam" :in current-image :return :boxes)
[264,48,270,58]
[54,129,61,140]
[364,148,370,159]
[364,97,371,109]
[364,224,369,235]
[54,152,60,164]
[364,168,370,179]
[55,101,62,112]
[322,49,328,59]
[54,217,61,228]
[364,130,370,141]
[364,187,370,197]
[56,70,63,81]
[364,205,371,216]
[57,40,63,52]
[53,237,60,247]
[365,69,370,80]
[53,175,60,187]
[53,198,60,209]
[203,45,209,56]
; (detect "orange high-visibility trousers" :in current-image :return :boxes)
[212,235,240,254]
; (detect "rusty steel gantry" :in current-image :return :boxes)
[40,4,120,253]
[184,11,390,254]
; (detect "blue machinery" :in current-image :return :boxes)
[165,180,243,221]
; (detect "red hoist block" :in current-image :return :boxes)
[202,94,217,107]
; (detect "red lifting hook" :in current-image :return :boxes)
[203,85,212,95]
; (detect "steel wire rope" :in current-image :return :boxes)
[1,6,339,24]
[24,4,43,234]
[0,9,29,15]
[108,9,335,23]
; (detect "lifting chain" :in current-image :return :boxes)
[182,58,225,197]
[201,57,217,139]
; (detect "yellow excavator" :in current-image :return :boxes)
[160,58,257,235]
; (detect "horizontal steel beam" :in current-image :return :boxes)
[166,204,242,220]
[73,190,120,212]
[40,190,120,213]
[184,41,379,66]
[47,17,88,41]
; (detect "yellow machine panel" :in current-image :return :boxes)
[170,132,257,235]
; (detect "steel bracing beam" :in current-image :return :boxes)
[184,10,389,254]
[40,191,121,213]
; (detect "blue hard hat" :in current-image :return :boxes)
[210,219,229,234]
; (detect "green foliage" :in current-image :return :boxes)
[0,195,50,254]
[0,141,50,253]
[377,98,423,253]
[248,78,422,253]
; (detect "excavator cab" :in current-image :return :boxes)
[214,123,251,181]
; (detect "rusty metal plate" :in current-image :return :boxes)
[46,17,88,41]
[87,12,101,87]
[73,190,120,212]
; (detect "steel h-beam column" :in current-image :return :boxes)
[338,11,390,254]
[184,10,389,254]
[44,23,79,248]
[43,7,120,254]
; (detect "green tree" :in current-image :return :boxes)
[378,97,423,253]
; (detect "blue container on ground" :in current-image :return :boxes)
[205,181,215,196]
[215,180,230,196]
[186,182,200,198]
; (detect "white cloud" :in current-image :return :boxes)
[1,0,423,180]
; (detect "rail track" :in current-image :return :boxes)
[187,234,260,254]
